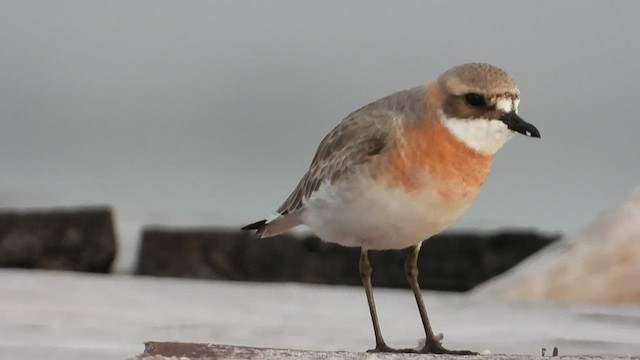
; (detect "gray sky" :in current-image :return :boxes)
[1,1,639,236]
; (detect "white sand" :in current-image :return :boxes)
[1,269,639,359]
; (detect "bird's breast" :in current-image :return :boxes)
[378,116,495,202]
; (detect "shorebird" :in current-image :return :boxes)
[243,63,540,354]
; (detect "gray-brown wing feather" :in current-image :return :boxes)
[276,86,427,215]
[276,126,388,215]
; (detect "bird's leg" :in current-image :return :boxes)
[360,249,408,353]
[405,244,477,355]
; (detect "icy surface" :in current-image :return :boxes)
[1,270,639,360]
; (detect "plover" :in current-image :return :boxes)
[243,63,540,354]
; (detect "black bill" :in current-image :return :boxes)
[500,112,541,138]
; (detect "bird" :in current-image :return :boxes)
[242,63,540,354]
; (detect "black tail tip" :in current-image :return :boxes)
[241,219,267,231]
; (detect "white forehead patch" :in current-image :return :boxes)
[496,98,513,113]
[438,110,515,155]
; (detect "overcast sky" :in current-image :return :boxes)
[1,1,639,238]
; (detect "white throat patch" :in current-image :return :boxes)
[438,110,515,155]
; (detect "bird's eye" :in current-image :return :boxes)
[464,93,486,107]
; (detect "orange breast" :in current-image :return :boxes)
[381,117,495,201]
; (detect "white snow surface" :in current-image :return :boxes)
[1,270,640,359]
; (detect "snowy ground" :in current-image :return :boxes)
[2,269,639,360]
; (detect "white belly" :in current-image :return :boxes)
[301,177,474,250]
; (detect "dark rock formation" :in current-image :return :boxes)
[0,206,117,272]
[136,227,558,291]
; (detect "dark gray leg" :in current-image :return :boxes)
[360,249,393,352]
[405,243,477,355]
[360,249,413,353]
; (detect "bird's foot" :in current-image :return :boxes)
[419,344,478,355]
[417,334,478,355]
[366,343,415,353]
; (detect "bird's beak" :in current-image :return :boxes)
[500,112,541,138]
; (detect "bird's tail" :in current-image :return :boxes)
[241,212,302,238]
[241,219,269,238]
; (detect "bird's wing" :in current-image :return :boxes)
[276,87,426,215]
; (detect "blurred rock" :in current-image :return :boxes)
[136,227,557,291]
[474,186,640,304]
[0,206,117,272]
